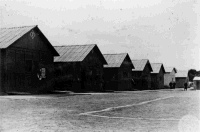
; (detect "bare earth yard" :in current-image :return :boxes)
[0,89,199,132]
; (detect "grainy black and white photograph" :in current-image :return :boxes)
[0,0,199,131]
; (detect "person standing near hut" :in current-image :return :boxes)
[169,81,173,89]
[172,81,176,89]
[184,82,188,91]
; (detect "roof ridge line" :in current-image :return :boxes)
[0,25,37,29]
[54,44,96,47]
[103,53,128,55]
[132,59,148,60]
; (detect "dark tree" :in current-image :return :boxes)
[188,69,196,81]
[196,71,200,77]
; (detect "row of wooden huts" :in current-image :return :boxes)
[0,25,188,94]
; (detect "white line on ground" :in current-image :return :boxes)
[79,96,173,115]
[86,114,180,121]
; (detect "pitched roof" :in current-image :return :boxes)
[103,53,133,68]
[151,63,165,74]
[132,59,152,71]
[0,25,36,48]
[0,25,59,56]
[54,44,107,63]
[175,70,188,78]
[164,67,177,73]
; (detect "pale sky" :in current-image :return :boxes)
[0,0,199,71]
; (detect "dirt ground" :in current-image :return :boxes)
[0,88,199,132]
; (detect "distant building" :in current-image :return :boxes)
[164,67,177,87]
[150,63,166,89]
[193,76,200,90]
[54,44,107,92]
[175,70,188,88]
[0,25,59,95]
[103,53,134,91]
[132,59,153,90]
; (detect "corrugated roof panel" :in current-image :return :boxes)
[0,25,59,56]
[78,55,86,62]
[82,48,91,58]
[103,53,128,68]
[176,71,188,78]
[0,25,36,48]
[0,29,12,42]
[4,28,25,46]
[132,59,148,71]
[0,29,17,47]
[73,49,83,61]
[73,54,80,62]
[54,44,96,62]
[165,67,173,73]
[164,67,177,73]
[151,63,163,74]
